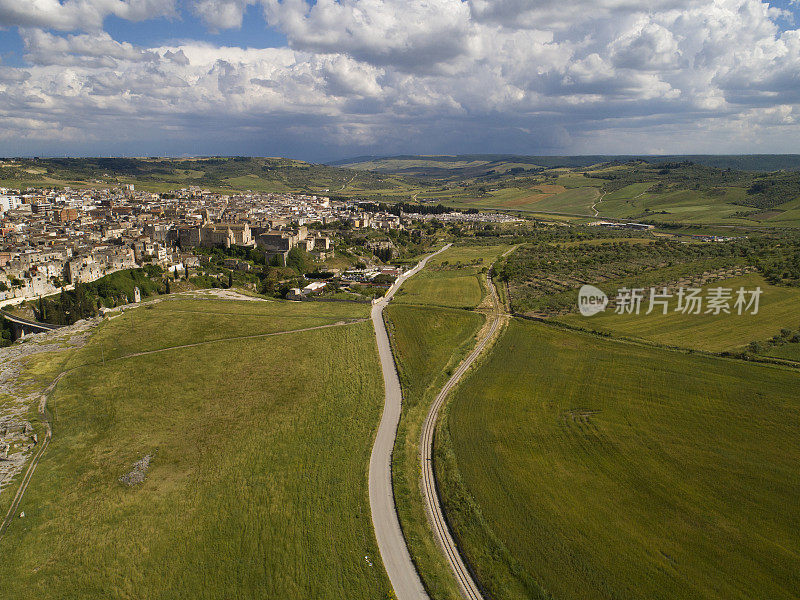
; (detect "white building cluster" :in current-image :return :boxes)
[0,184,413,304]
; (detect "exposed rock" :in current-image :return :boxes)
[119,454,154,487]
[0,317,101,494]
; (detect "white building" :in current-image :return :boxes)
[0,195,21,214]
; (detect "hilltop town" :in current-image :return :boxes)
[0,184,520,310]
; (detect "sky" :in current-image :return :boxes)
[0,0,799,161]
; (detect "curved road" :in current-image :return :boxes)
[590,191,606,217]
[419,272,501,600]
[369,244,451,600]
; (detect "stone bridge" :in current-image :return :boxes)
[1,310,63,340]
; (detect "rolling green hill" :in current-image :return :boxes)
[334,156,800,227]
[0,296,391,599]
[438,318,800,600]
[5,155,800,226]
[335,154,800,175]
[0,156,426,197]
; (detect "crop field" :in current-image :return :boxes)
[426,244,513,268]
[596,187,758,225]
[438,318,800,600]
[520,187,599,214]
[442,186,600,215]
[383,304,484,600]
[557,274,800,352]
[598,181,654,203]
[764,197,800,225]
[393,271,485,308]
[597,189,800,229]
[393,244,510,308]
[498,233,763,316]
[555,173,605,188]
[0,298,390,599]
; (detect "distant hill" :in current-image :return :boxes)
[332,154,800,176]
[0,156,423,196]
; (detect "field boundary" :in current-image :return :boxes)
[517,312,800,372]
[419,271,506,600]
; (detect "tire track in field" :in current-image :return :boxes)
[591,191,606,217]
[419,271,503,600]
[0,318,367,540]
[0,373,62,540]
[115,318,368,359]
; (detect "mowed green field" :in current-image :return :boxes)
[384,304,484,600]
[591,184,800,227]
[557,274,800,352]
[0,298,391,599]
[438,318,800,600]
[393,244,510,308]
[393,270,484,308]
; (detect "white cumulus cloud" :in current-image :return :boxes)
[0,0,798,157]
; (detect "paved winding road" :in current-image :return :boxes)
[369,244,451,600]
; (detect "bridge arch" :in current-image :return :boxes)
[1,310,63,341]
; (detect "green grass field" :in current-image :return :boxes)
[384,304,484,600]
[596,187,755,225]
[437,318,800,600]
[0,298,391,599]
[521,187,600,214]
[765,197,800,226]
[765,342,800,361]
[89,295,370,359]
[393,244,510,308]
[393,271,484,308]
[440,186,600,215]
[557,274,800,352]
[555,173,606,188]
